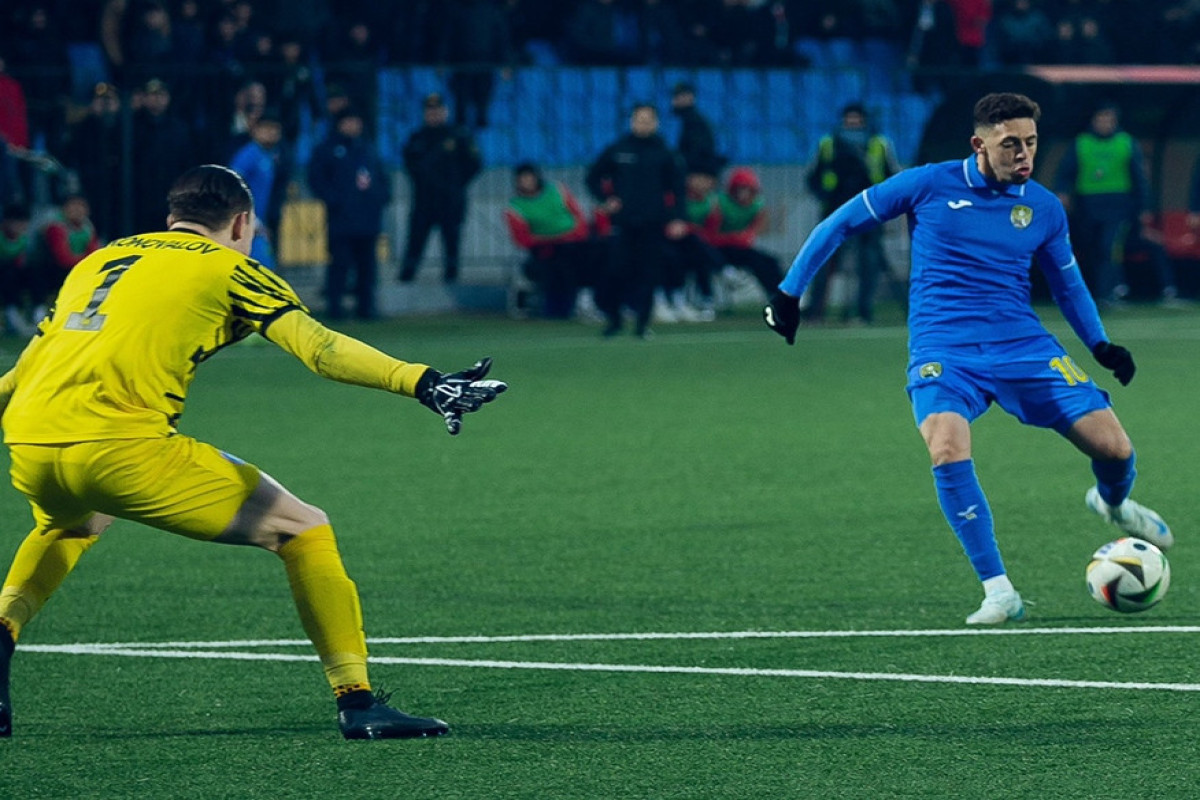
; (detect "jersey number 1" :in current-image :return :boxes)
[63,255,142,332]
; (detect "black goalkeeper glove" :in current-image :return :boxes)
[763,290,801,345]
[416,357,508,435]
[1091,341,1136,386]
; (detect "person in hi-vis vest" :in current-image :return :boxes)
[1055,103,1180,306]
[804,103,902,324]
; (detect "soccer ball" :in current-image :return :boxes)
[1086,537,1171,613]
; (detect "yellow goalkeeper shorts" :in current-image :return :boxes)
[8,436,262,540]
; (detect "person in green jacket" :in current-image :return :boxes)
[1055,103,1179,306]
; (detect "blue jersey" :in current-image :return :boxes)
[781,156,1108,353]
[229,141,277,224]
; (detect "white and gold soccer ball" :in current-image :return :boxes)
[1086,537,1171,613]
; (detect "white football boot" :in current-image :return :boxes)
[1085,487,1173,551]
[965,589,1026,625]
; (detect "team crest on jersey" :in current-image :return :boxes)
[919,362,943,379]
[1010,205,1033,229]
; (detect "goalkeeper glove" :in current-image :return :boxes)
[1091,341,1135,386]
[763,290,801,345]
[416,357,508,435]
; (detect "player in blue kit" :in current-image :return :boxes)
[764,93,1172,625]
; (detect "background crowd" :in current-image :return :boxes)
[0,0,1196,330]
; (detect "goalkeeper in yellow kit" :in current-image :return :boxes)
[0,164,506,740]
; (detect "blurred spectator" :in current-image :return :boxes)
[989,0,1055,66]
[907,0,961,77]
[565,0,643,65]
[0,54,30,155]
[503,162,600,318]
[708,167,784,311]
[65,82,123,240]
[0,144,16,209]
[709,0,764,65]
[585,103,687,338]
[860,0,904,41]
[99,0,129,85]
[0,203,35,334]
[1052,4,1114,64]
[325,20,383,133]
[670,81,727,178]
[229,112,288,266]
[656,166,720,322]
[40,193,100,303]
[262,37,320,145]
[398,93,483,285]
[7,3,69,150]
[222,80,267,161]
[261,0,332,50]
[307,106,392,320]
[438,0,514,129]
[946,0,992,67]
[1055,103,1179,306]
[131,78,195,234]
[639,0,688,66]
[124,1,175,88]
[804,103,901,324]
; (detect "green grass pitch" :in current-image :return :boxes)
[1,306,1198,798]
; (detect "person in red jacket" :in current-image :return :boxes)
[39,194,99,307]
[504,162,605,319]
[708,167,782,301]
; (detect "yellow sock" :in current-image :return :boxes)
[278,524,370,697]
[0,528,98,641]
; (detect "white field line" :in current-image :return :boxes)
[17,626,1200,693]
[16,644,1200,693]
[49,625,1200,650]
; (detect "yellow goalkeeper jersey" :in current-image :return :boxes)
[2,230,429,444]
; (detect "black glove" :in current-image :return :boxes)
[416,357,508,435]
[763,290,801,345]
[1091,341,1135,386]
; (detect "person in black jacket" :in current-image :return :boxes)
[307,106,393,320]
[437,0,514,129]
[398,93,482,284]
[586,103,687,338]
[670,82,726,177]
[131,79,196,234]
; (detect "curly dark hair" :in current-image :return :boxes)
[973,93,1041,129]
[167,164,253,230]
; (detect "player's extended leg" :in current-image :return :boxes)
[0,515,113,738]
[215,472,448,739]
[1066,408,1172,550]
[920,411,1025,625]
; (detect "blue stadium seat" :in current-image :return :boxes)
[525,39,561,67]
[67,43,110,102]
[623,67,656,105]
[729,70,763,106]
[591,67,619,101]
[407,67,443,101]
[516,127,550,165]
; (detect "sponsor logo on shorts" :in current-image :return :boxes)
[919,362,943,379]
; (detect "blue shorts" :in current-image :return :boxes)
[906,335,1111,435]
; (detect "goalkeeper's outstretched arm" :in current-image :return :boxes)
[261,310,507,434]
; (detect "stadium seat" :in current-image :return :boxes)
[730,70,763,106]
[525,39,561,67]
[67,43,110,102]
[623,67,656,105]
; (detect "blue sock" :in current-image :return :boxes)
[1092,450,1136,507]
[933,459,1004,581]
